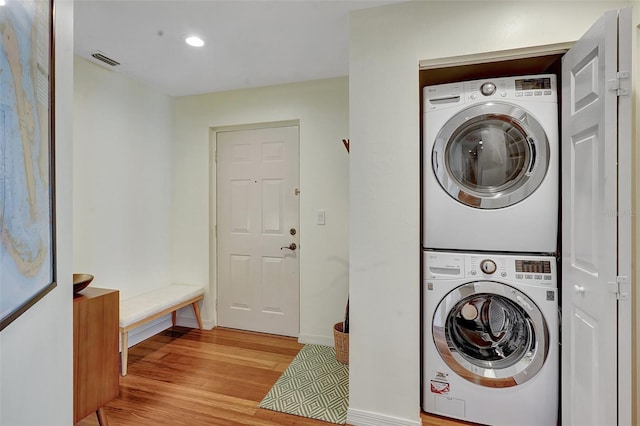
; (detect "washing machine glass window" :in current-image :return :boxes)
[432,281,549,387]
[432,102,550,209]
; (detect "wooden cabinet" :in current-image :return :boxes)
[73,288,119,424]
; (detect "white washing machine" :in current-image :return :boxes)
[423,75,558,253]
[422,251,558,426]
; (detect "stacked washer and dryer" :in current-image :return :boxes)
[421,75,560,426]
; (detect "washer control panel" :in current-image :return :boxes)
[424,251,557,287]
[465,75,556,102]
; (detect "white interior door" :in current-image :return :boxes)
[561,9,632,426]
[216,126,300,337]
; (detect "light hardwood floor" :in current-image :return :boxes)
[76,326,474,426]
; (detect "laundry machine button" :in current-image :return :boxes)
[480,259,497,274]
[480,82,496,96]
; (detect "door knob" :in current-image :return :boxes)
[574,285,585,294]
[281,243,297,251]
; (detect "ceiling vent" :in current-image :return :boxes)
[90,51,120,68]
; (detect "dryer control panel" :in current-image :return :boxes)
[423,74,557,112]
[424,251,557,288]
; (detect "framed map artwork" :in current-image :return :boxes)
[0,0,56,331]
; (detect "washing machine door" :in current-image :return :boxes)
[432,281,549,388]
[432,102,549,209]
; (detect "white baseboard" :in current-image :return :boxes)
[124,317,173,349]
[298,333,334,347]
[346,408,422,426]
[202,319,215,330]
[123,314,215,350]
[175,316,215,330]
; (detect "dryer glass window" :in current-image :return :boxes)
[446,116,530,194]
[432,102,550,209]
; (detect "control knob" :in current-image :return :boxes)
[480,259,497,275]
[480,82,496,96]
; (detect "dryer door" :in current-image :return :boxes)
[432,281,549,388]
[432,102,549,209]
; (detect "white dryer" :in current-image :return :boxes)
[422,250,559,426]
[423,75,558,253]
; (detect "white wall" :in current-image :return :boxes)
[73,57,173,300]
[172,77,350,343]
[73,63,348,344]
[73,57,176,345]
[348,1,634,425]
[0,0,74,424]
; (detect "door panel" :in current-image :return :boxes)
[571,308,598,426]
[572,128,598,271]
[262,179,284,233]
[561,10,618,426]
[230,180,250,232]
[217,126,299,337]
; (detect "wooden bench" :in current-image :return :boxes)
[119,284,204,376]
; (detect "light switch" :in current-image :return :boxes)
[316,210,326,225]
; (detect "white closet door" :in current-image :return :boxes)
[561,8,632,426]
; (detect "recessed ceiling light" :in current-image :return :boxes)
[185,36,204,47]
[0,0,6,6]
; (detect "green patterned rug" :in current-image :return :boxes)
[259,344,349,424]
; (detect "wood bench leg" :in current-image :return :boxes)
[192,301,204,329]
[96,407,109,426]
[121,330,128,376]
[172,311,177,327]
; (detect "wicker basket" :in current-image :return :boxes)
[333,322,349,364]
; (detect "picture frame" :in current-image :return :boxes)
[0,0,57,332]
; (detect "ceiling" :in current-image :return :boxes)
[74,0,401,97]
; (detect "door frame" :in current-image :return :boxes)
[419,34,633,425]
[614,8,633,426]
[209,119,300,329]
